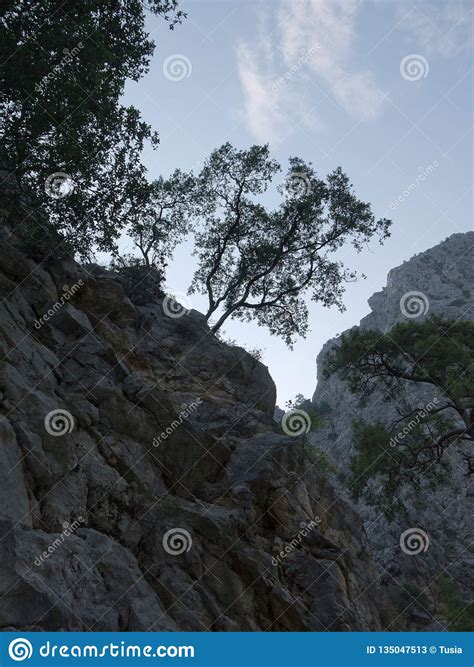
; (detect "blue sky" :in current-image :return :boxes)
[117,0,473,406]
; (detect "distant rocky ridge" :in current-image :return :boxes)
[311,232,474,630]
[0,226,389,631]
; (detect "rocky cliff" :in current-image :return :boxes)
[312,232,474,630]
[0,231,388,632]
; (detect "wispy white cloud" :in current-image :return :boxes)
[279,0,386,119]
[237,0,386,143]
[236,42,289,144]
[394,1,473,58]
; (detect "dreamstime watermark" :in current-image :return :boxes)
[8,638,33,662]
[34,516,85,567]
[163,54,192,81]
[400,291,430,318]
[281,408,311,436]
[272,518,321,566]
[400,527,430,555]
[33,280,84,329]
[45,172,75,199]
[153,398,202,447]
[283,171,312,198]
[400,54,429,81]
[162,291,192,318]
[389,161,439,210]
[162,528,193,555]
[35,42,84,95]
[389,398,439,447]
[271,44,320,92]
[8,639,195,660]
[44,409,75,436]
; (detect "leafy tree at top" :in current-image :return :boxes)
[0,0,184,257]
[189,142,391,346]
[325,316,474,512]
[114,169,196,269]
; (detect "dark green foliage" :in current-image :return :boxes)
[348,423,395,500]
[0,0,184,256]
[325,317,474,407]
[326,316,474,508]
[436,576,474,631]
[348,421,451,516]
[190,142,391,346]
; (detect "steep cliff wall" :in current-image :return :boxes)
[0,231,388,632]
[312,232,474,630]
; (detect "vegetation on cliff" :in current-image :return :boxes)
[325,316,474,511]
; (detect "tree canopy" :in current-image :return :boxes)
[1,3,393,351]
[0,0,184,256]
[189,143,391,346]
[325,316,474,511]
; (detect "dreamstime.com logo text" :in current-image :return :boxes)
[153,398,202,447]
[272,518,321,566]
[389,398,439,447]
[35,43,84,95]
[33,280,84,329]
[34,517,85,567]
[389,161,439,210]
[7,637,195,660]
[271,44,320,92]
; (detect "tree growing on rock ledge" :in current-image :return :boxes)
[325,316,474,513]
[113,169,196,269]
[189,143,391,346]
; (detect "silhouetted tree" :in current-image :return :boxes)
[0,0,184,256]
[190,142,391,346]
[114,169,195,268]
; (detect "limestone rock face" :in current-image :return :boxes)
[312,232,474,630]
[0,233,386,632]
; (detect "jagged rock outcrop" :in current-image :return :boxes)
[312,232,474,630]
[0,233,388,631]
